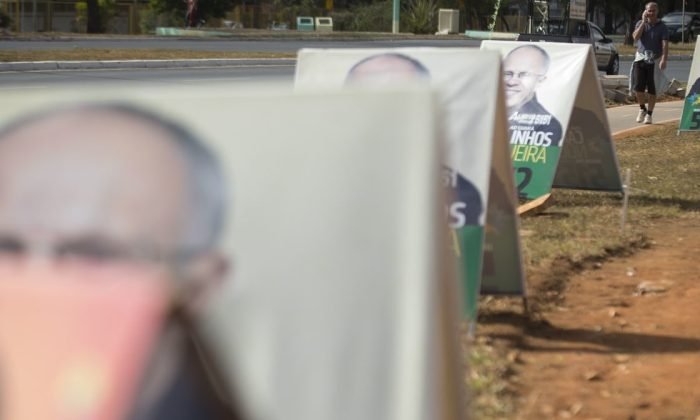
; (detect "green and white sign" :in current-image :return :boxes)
[481,41,623,199]
[295,48,525,321]
[679,39,700,131]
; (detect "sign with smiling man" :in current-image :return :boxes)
[482,41,623,200]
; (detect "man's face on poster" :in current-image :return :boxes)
[503,46,548,112]
[345,54,429,86]
[0,107,226,307]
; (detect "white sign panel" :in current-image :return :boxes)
[0,84,465,420]
[295,48,526,320]
[481,41,623,197]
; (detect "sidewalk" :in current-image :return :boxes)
[608,101,683,134]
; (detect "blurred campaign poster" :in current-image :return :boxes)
[481,41,623,199]
[295,47,525,321]
[679,38,700,131]
[0,84,465,420]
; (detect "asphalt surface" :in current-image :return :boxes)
[0,57,692,83]
[0,64,295,88]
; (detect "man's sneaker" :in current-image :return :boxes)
[644,114,653,124]
[636,108,647,123]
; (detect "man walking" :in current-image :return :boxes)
[632,2,669,124]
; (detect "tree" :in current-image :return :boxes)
[86,0,102,32]
[404,0,437,33]
[609,0,644,44]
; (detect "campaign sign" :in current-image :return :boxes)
[481,41,623,198]
[679,39,700,131]
[0,85,465,420]
[295,48,526,321]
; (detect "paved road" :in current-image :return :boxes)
[619,59,690,83]
[0,61,295,87]
[0,68,683,135]
[0,57,691,87]
[0,53,692,83]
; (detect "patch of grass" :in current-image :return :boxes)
[467,335,516,419]
[470,123,700,418]
[0,48,295,62]
[521,123,700,270]
[520,192,651,268]
[617,42,695,56]
[619,125,700,203]
[0,34,695,62]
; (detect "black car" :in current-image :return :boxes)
[661,12,700,43]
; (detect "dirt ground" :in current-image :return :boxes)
[478,215,700,420]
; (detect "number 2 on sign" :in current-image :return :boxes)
[516,167,533,192]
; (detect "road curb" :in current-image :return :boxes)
[0,54,692,72]
[0,58,296,71]
[0,32,460,42]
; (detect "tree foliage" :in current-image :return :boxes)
[76,0,116,33]
[271,0,323,27]
[604,0,645,43]
[404,0,437,33]
[86,0,101,32]
[0,9,12,29]
[149,0,236,24]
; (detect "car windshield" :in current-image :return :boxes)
[662,14,693,24]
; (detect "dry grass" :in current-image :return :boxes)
[520,123,700,269]
[0,33,695,62]
[470,122,700,419]
[617,41,696,56]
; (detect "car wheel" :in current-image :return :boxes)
[606,54,619,75]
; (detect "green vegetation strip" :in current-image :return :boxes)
[0,39,693,62]
[470,122,700,419]
[617,42,695,56]
[0,49,295,62]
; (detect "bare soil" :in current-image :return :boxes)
[478,215,700,419]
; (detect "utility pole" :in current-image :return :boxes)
[682,0,686,43]
[392,0,399,33]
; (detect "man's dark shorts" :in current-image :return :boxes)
[634,60,656,95]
